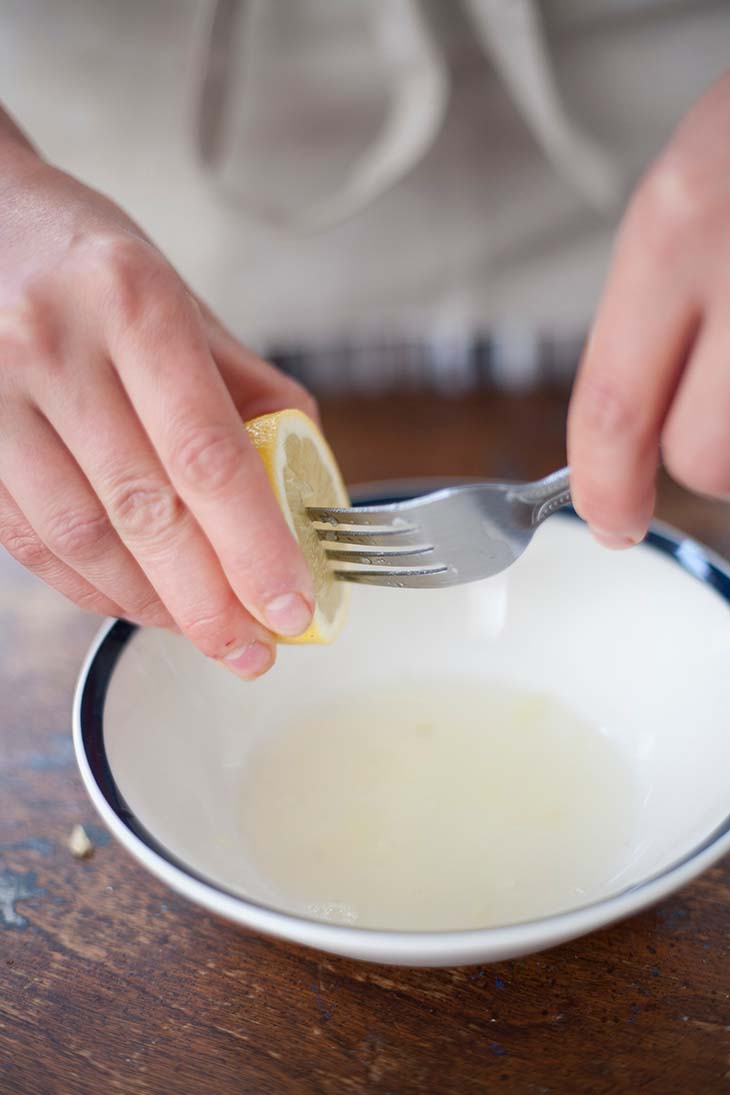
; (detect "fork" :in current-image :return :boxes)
[308,467,572,588]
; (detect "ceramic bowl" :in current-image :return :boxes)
[74,484,730,967]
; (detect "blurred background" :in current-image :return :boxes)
[2,0,729,544]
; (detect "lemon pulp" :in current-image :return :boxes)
[245,409,350,643]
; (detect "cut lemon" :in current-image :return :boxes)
[245,409,350,644]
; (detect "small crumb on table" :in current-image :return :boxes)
[68,824,94,859]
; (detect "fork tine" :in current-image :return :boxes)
[307,505,419,530]
[323,543,435,565]
[312,524,427,548]
[332,563,450,588]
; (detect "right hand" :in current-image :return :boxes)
[0,151,318,679]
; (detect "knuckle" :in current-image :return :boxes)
[0,301,57,378]
[0,310,34,363]
[73,586,120,617]
[93,235,172,326]
[178,597,241,658]
[1,522,51,570]
[169,422,244,494]
[94,234,153,279]
[573,373,644,442]
[629,158,708,261]
[45,505,111,559]
[107,474,185,543]
[124,591,170,627]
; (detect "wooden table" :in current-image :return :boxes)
[2,393,730,1095]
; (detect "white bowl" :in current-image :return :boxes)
[74,486,730,967]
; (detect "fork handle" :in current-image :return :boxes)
[509,466,572,525]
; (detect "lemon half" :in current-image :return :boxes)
[245,409,350,644]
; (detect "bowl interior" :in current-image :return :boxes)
[100,516,730,933]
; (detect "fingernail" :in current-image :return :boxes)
[223,641,275,679]
[264,592,313,636]
[592,526,643,550]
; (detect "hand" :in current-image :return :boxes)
[568,72,730,548]
[0,147,317,679]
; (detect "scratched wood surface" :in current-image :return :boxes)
[2,392,730,1095]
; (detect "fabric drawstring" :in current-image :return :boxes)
[463,0,623,212]
[193,0,622,231]
[193,0,449,232]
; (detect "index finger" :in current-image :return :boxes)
[567,187,698,547]
[102,257,315,638]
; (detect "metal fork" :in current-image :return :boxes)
[308,467,572,588]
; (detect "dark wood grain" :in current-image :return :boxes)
[2,393,729,1095]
